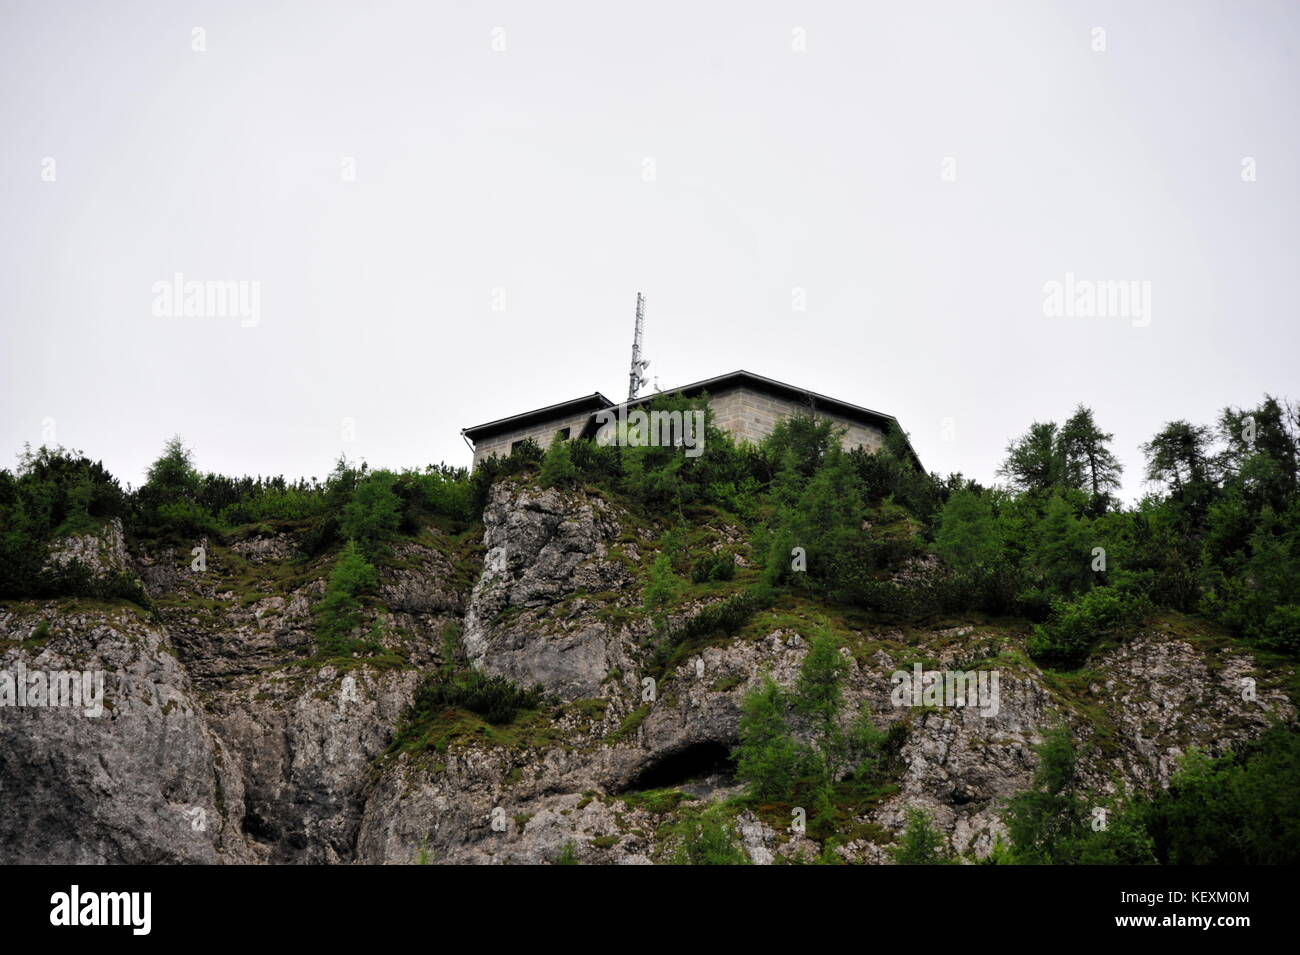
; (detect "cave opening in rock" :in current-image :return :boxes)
[621,741,736,792]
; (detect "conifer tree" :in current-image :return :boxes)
[540,431,578,488]
[997,422,1063,495]
[735,675,802,801]
[1059,405,1123,509]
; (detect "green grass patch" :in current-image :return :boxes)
[617,788,697,815]
[605,705,650,745]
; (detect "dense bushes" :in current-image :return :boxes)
[0,446,128,598]
[130,437,221,541]
[119,442,475,560]
[648,583,772,673]
[1199,500,1300,653]
[690,551,735,583]
[669,808,751,865]
[0,438,467,647]
[539,432,578,488]
[339,470,402,556]
[393,465,473,524]
[1028,584,1153,669]
[755,428,935,618]
[218,485,323,525]
[4,392,1297,672]
[409,668,546,725]
[1002,724,1300,865]
[1140,725,1300,865]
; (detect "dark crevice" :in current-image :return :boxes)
[240,793,278,843]
[620,741,735,792]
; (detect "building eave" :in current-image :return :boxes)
[461,392,614,443]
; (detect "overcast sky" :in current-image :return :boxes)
[2,0,1297,498]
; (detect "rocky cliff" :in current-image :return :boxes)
[1,483,1293,864]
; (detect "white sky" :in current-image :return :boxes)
[2,0,1297,498]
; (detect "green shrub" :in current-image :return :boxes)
[0,446,132,598]
[568,438,623,487]
[142,436,202,505]
[555,842,579,865]
[1258,604,1300,654]
[670,808,750,865]
[410,668,546,725]
[651,584,772,673]
[339,471,403,557]
[219,486,323,525]
[1028,585,1151,669]
[31,560,151,608]
[392,465,472,524]
[690,551,735,583]
[934,488,1000,573]
[131,437,223,541]
[540,434,578,488]
[676,585,770,643]
[470,439,543,515]
[890,808,955,865]
[1141,726,1300,865]
[155,500,223,540]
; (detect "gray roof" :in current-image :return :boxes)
[461,392,613,441]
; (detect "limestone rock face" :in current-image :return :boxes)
[135,535,318,683]
[43,517,133,579]
[462,482,635,700]
[0,604,253,864]
[199,665,421,863]
[0,484,1294,865]
[382,539,466,616]
[1089,637,1285,789]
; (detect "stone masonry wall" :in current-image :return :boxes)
[707,386,886,451]
[471,411,596,467]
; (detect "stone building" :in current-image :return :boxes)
[461,369,922,469]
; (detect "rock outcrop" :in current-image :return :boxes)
[463,483,636,700]
[1,482,1293,864]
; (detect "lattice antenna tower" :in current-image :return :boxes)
[627,292,650,401]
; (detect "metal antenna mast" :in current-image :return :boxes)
[627,292,650,400]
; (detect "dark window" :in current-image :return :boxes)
[510,440,525,452]
[557,427,571,440]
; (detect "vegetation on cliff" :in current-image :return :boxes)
[2,390,1298,864]
[6,393,1295,671]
